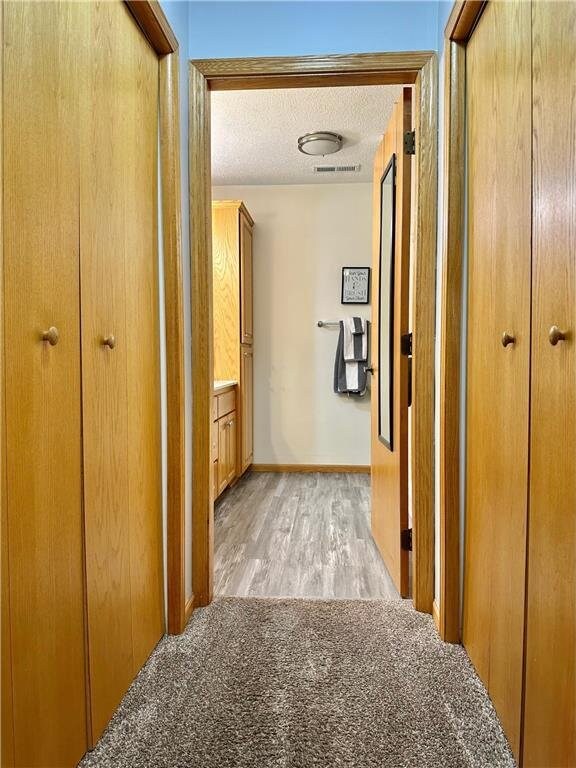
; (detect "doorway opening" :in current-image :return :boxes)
[185,52,437,619]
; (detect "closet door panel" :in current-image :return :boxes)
[3,2,87,765]
[123,27,164,672]
[80,0,134,742]
[523,2,576,765]
[463,0,531,758]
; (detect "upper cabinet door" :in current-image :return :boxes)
[240,212,254,344]
[3,3,88,765]
[523,2,576,766]
[463,1,532,759]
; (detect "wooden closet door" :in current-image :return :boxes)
[80,1,163,742]
[122,7,164,676]
[523,2,576,765]
[463,0,532,759]
[3,3,87,765]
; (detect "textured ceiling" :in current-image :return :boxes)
[211,84,404,186]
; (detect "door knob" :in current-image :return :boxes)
[549,326,568,346]
[102,334,116,349]
[365,366,374,375]
[501,332,516,348]
[41,326,59,346]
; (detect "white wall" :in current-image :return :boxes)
[213,183,373,466]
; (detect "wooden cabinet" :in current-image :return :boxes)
[464,3,575,766]
[212,386,237,499]
[2,3,164,764]
[240,347,254,472]
[212,201,254,481]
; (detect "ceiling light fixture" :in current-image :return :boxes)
[297,131,343,156]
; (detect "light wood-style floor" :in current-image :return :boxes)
[214,471,400,600]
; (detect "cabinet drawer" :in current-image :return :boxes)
[212,395,218,422]
[217,389,236,419]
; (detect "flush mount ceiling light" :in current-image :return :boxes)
[298,131,343,156]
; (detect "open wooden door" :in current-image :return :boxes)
[370,89,412,597]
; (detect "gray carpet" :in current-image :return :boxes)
[79,598,515,768]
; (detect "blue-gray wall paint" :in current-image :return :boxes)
[187,2,440,58]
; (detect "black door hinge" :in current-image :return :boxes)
[400,332,413,357]
[401,528,413,551]
[404,130,416,155]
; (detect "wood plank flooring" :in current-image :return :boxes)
[214,471,400,600]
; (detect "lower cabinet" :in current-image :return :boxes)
[240,346,254,472]
[213,386,238,500]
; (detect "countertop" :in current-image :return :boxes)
[213,380,238,394]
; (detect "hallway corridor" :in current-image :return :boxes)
[80,597,515,767]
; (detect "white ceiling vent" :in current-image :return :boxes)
[313,164,361,174]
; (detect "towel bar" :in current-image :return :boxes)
[317,320,340,328]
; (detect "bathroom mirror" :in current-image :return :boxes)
[378,155,396,450]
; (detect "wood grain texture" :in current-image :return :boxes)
[205,72,424,92]
[463,1,531,758]
[212,204,241,382]
[240,214,254,344]
[523,3,576,765]
[0,3,14,764]
[3,3,88,764]
[432,600,441,634]
[438,40,465,644]
[80,1,135,742]
[160,52,187,636]
[214,472,399,600]
[124,0,177,54]
[193,51,433,86]
[251,465,370,474]
[122,11,164,676]
[445,1,486,42]
[370,91,411,599]
[80,1,163,742]
[190,62,214,607]
[240,346,254,473]
[411,55,437,614]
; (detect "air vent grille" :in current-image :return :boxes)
[313,164,361,174]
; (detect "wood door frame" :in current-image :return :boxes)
[437,0,486,642]
[125,0,186,636]
[188,51,438,613]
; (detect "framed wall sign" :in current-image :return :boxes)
[341,266,370,305]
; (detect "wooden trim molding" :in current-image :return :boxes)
[189,51,438,617]
[192,51,434,91]
[411,54,438,615]
[438,40,466,644]
[251,464,371,474]
[125,0,178,55]
[122,2,187,631]
[445,0,486,42]
[159,51,187,635]
[184,596,195,624]
[432,599,441,633]
[190,63,214,608]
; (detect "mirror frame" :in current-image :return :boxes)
[378,154,396,450]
